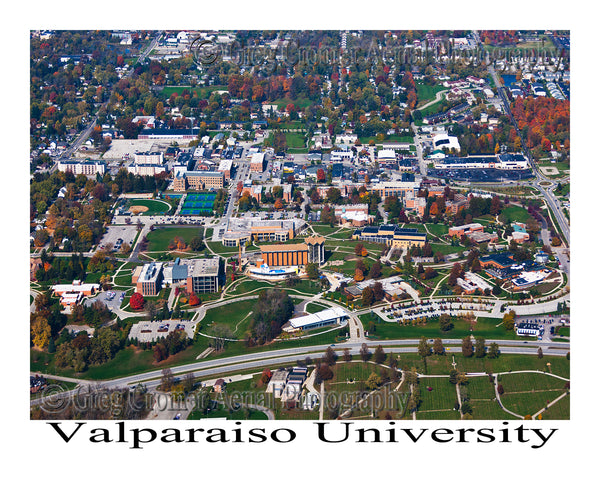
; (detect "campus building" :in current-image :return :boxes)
[57,160,106,176]
[162,257,220,293]
[250,152,265,172]
[259,244,309,267]
[352,224,427,249]
[134,151,163,165]
[173,171,224,192]
[51,280,101,308]
[127,163,168,176]
[448,223,484,238]
[222,218,305,247]
[334,204,373,227]
[133,262,163,296]
[282,307,349,333]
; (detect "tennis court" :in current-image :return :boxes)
[180,192,216,215]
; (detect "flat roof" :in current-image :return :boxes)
[289,307,348,329]
[260,243,309,253]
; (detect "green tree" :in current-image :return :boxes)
[474,337,486,358]
[462,337,474,357]
[418,336,431,358]
[305,262,319,280]
[487,342,500,359]
[432,338,445,355]
[361,286,374,307]
[373,345,386,364]
[365,372,382,390]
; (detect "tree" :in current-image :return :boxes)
[189,293,200,307]
[497,384,505,395]
[372,282,385,301]
[354,268,365,282]
[361,286,374,307]
[439,314,454,332]
[316,168,326,182]
[323,346,338,366]
[365,372,382,390]
[260,369,272,384]
[359,343,371,362]
[305,262,319,280]
[343,348,352,362]
[370,261,382,279]
[130,292,145,310]
[432,338,445,355]
[160,368,175,391]
[537,347,544,359]
[502,310,516,330]
[373,345,386,364]
[316,364,333,384]
[418,337,431,358]
[462,337,474,357]
[274,198,284,210]
[474,337,486,358]
[190,236,204,252]
[487,342,500,359]
[31,316,51,349]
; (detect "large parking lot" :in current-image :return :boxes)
[99,225,139,251]
[128,319,195,342]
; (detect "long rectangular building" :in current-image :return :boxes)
[352,224,427,248]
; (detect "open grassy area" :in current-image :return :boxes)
[145,226,203,251]
[200,299,256,339]
[424,223,449,237]
[127,199,171,215]
[416,83,446,107]
[188,402,268,420]
[360,314,518,342]
[417,376,459,413]
[285,132,306,149]
[160,85,228,100]
[271,96,314,109]
[501,205,534,224]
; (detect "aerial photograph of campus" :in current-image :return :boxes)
[29,29,571,422]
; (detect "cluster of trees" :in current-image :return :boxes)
[68,301,113,329]
[511,96,570,158]
[34,252,88,283]
[152,330,191,363]
[247,289,294,345]
[361,281,385,307]
[30,292,67,350]
[54,325,125,372]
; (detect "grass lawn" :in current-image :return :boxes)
[417,376,459,413]
[501,205,534,224]
[145,227,203,252]
[160,85,227,100]
[271,96,314,109]
[188,402,268,420]
[538,393,570,420]
[128,199,171,215]
[360,315,517,342]
[200,299,256,339]
[304,301,330,314]
[285,132,306,149]
[430,243,468,256]
[416,83,446,107]
[424,223,449,237]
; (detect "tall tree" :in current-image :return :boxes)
[475,337,486,358]
[418,337,431,358]
[432,338,445,355]
[373,345,386,364]
[462,336,474,358]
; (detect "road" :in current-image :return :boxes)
[52,32,163,170]
[484,52,570,247]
